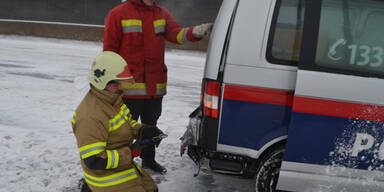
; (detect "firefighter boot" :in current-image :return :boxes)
[78,178,92,192]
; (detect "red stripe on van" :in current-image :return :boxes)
[224,85,294,106]
[293,96,384,122]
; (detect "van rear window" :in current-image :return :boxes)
[267,0,305,66]
[315,0,384,76]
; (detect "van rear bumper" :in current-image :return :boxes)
[277,161,384,192]
[181,107,251,174]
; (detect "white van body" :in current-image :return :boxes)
[181,0,384,191]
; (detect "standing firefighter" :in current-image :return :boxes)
[103,0,212,173]
[72,51,164,192]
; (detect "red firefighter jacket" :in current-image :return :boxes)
[103,0,200,99]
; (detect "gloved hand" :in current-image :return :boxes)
[192,23,213,38]
[131,149,141,159]
[140,125,162,139]
[152,128,164,147]
[139,125,165,147]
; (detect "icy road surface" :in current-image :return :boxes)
[0,35,254,192]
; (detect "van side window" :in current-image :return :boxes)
[314,0,384,77]
[266,0,305,66]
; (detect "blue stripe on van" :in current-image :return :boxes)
[283,112,384,170]
[218,99,290,150]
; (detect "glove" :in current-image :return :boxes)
[192,23,213,38]
[140,125,163,139]
[131,149,141,159]
[139,125,165,147]
[153,128,164,147]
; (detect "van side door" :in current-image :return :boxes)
[278,0,384,191]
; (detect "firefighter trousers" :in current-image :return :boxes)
[122,97,163,162]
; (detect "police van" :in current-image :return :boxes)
[181,0,384,191]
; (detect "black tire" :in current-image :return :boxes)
[255,146,285,192]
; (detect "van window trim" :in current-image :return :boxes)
[299,0,384,79]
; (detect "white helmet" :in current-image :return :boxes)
[88,51,132,90]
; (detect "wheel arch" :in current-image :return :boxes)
[256,135,287,159]
[243,136,287,178]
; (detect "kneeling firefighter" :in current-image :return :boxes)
[72,51,165,192]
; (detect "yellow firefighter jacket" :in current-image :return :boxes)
[72,86,157,192]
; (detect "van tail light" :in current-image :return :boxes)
[202,80,221,118]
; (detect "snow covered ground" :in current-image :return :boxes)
[0,35,254,192]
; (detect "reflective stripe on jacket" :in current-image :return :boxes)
[72,86,157,192]
[103,0,200,99]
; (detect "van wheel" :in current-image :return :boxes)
[255,146,285,192]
